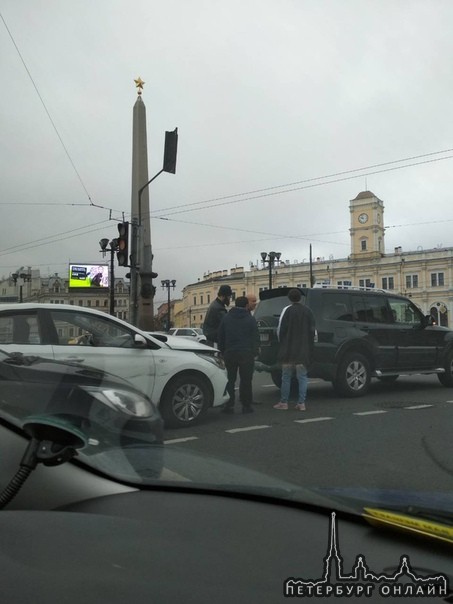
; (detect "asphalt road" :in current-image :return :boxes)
[162,372,453,493]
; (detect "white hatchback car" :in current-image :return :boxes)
[0,304,228,427]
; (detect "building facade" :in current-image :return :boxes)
[182,191,453,328]
[0,269,130,320]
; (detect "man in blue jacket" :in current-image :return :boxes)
[218,296,260,414]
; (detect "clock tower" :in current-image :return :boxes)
[349,191,385,260]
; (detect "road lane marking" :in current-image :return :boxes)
[226,425,272,434]
[353,410,388,416]
[164,436,199,444]
[294,417,334,424]
[404,404,433,410]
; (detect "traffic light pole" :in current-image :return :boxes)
[131,170,163,329]
[129,218,139,326]
[109,245,116,316]
[130,128,178,329]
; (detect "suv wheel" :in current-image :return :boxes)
[160,373,210,427]
[334,352,371,397]
[438,349,453,387]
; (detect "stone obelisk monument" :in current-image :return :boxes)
[130,77,154,329]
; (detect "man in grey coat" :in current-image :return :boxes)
[274,288,316,411]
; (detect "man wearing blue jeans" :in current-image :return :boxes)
[274,289,315,411]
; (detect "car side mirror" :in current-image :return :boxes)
[134,333,148,347]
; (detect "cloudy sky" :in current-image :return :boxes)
[1,0,453,306]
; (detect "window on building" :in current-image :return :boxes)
[193,296,196,305]
[87,300,91,307]
[69,300,74,305]
[337,280,352,289]
[360,238,367,251]
[406,274,418,289]
[104,300,108,307]
[382,276,394,290]
[430,303,449,327]
[359,278,373,289]
[431,272,444,287]
[78,300,83,306]
[200,295,203,305]
[95,300,100,307]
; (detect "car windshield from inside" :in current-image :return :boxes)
[1,7,453,598]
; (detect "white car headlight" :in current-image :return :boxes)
[195,352,225,370]
[81,387,154,418]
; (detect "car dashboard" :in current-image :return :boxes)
[0,424,452,603]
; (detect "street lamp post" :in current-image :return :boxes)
[11,271,32,303]
[100,238,119,316]
[260,251,281,290]
[161,279,176,332]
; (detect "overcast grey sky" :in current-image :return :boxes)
[1,0,453,306]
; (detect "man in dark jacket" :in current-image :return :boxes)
[218,296,260,414]
[274,288,316,411]
[202,284,232,346]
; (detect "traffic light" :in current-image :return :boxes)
[163,128,178,174]
[117,222,129,266]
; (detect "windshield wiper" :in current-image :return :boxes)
[363,506,453,545]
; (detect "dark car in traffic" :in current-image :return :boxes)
[254,286,453,397]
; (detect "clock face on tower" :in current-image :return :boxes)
[358,213,368,224]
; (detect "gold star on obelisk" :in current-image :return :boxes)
[134,77,145,95]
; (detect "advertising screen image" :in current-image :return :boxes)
[69,264,109,288]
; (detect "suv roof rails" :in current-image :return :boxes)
[259,285,388,300]
[312,284,387,293]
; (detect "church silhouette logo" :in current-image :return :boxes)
[284,512,448,598]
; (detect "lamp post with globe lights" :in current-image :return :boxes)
[260,251,281,290]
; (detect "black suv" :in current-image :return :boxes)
[254,286,453,397]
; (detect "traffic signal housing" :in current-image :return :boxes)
[163,128,178,174]
[117,222,129,266]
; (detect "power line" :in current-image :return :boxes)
[151,148,453,215]
[0,220,112,257]
[153,154,453,217]
[0,12,95,206]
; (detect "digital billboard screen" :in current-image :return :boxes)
[69,264,109,288]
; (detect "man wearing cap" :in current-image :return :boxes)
[202,284,232,347]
